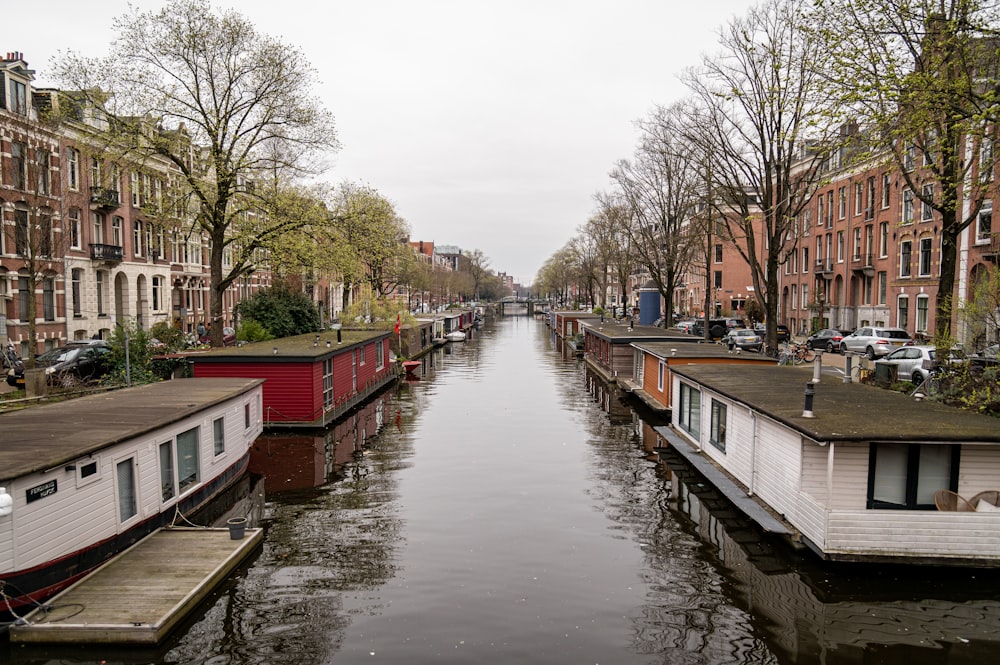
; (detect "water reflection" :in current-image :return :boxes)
[4,319,1000,665]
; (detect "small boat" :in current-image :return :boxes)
[0,378,264,619]
[445,330,467,342]
[401,360,421,376]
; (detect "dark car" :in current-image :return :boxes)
[9,341,112,388]
[753,323,791,343]
[692,318,732,340]
[805,328,853,353]
[4,345,24,387]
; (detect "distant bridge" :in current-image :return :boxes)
[498,299,535,316]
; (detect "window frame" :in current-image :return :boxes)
[867,443,959,510]
[709,400,727,452]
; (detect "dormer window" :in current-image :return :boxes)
[11,79,27,115]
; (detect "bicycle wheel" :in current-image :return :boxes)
[801,348,815,362]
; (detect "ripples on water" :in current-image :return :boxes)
[6,317,1000,665]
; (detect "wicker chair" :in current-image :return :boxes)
[934,490,975,512]
[969,490,1000,512]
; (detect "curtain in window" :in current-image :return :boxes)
[176,427,200,493]
[117,458,137,521]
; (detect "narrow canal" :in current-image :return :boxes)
[7,316,1000,664]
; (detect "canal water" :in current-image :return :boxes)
[7,316,1000,664]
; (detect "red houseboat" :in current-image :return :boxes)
[191,330,398,427]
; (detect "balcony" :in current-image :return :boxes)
[851,252,875,276]
[90,186,120,210]
[815,259,835,277]
[90,243,123,262]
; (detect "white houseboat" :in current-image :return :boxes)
[655,364,1000,566]
[0,377,264,616]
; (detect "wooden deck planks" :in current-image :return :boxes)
[9,527,262,645]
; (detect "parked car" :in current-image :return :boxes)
[805,328,854,353]
[4,345,24,387]
[753,323,791,343]
[692,319,732,340]
[839,326,912,359]
[199,326,237,346]
[875,345,966,383]
[673,320,697,334]
[723,328,763,352]
[8,341,112,388]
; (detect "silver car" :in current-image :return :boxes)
[876,345,966,383]
[839,326,912,359]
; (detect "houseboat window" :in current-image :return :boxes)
[657,361,665,392]
[376,340,385,370]
[679,383,701,440]
[80,461,98,478]
[867,443,959,509]
[117,458,137,522]
[159,442,175,501]
[245,402,251,429]
[213,417,225,456]
[359,346,366,365]
[709,400,727,452]
[176,426,201,493]
[323,358,334,409]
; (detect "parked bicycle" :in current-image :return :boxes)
[776,342,815,366]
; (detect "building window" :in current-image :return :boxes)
[72,268,83,317]
[897,295,909,330]
[853,228,861,260]
[11,79,28,115]
[152,276,163,311]
[881,173,891,208]
[879,222,888,258]
[657,360,665,392]
[713,271,722,290]
[134,220,144,257]
[921,184,934,221]
[678,383,701,440]
[35,150,50,195]
[359,345,366,366]
[94,212,105,244]
[854,181,864,215]
[709,400,727,452]
[69,208,81,249]
[376,340,385,370]
[91,157,102,188]
[14,207,29,256]
[176,426,200,494]
[867,443,957,510]
[43,278,55,321]
[837,231,844,262]
[862,274,872,305]
[916,295,929,333]
[213,417,225,456]
[899,240,912,278]
[11,141,27,190]
[714,244,723,263]
[981,137,994,183]
[902,189,914,224]
[117,458,138,522]
[866,177,875,219]
[96,270,107,316]
[67,148,80,190]
[245,402,251,429]
[131,171,140,206]
[17,277,30,322]
[977,200,992,243]
[817,195,824,227]
[112,216,123,247]
[903,144,916,171]
[838,186,846,219]
[877,271,887,305]
[918,237,933,276]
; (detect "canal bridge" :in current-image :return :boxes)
[497,299,537,316]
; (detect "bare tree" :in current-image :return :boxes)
[684,0,841,349]
[53,0,339,346]
[462,249,492,300]
[608,103,702,327]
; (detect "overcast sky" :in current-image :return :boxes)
[17,0,753,285]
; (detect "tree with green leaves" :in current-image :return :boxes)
[814,0,1000,339]
[53,0,339,347]
[234,284,321,339]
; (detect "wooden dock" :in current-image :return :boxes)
[9,526,263,645]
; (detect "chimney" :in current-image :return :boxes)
[802,383,816,418]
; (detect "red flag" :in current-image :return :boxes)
[394,314,401,335]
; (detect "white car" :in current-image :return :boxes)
[839,326,912,359]
[875,345,966,383]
